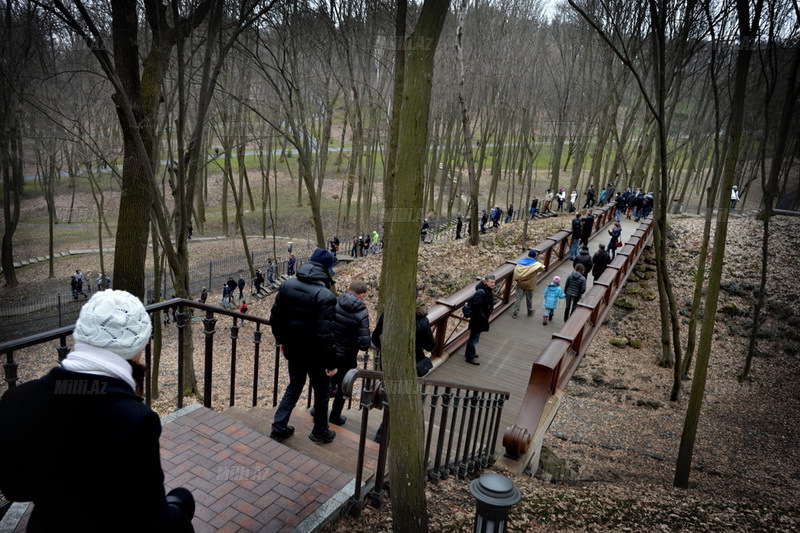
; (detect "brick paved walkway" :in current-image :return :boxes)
[0,404,354,533]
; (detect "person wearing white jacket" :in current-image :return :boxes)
[730,185,740,209]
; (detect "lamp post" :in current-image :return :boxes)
[470,473,521,533]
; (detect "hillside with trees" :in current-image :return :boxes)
[1,0,798,531]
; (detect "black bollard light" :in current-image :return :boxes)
[469,473,521,533]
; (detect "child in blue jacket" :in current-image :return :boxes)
[542,276,566,325]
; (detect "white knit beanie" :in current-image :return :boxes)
[73,290,152,360]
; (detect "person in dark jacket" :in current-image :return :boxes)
[270,249,339,444]
[591,243,612,281]
[563,265,587,321]
[608,221,622,260]
[253,269,267,296]
[372,300,436,366]
[626,190,638,219]
[465,274,496,365]
[370,300,436,442]
[0,290,195,533]
[226,277,237,302]
[580,210,595,246]
[237,275,246,299]
[573,245,593,282]
[328,280,371,426]
[614,193,626,222]
[583,185,596,208]
[287,253,297,276]
[221,283,232,308]
[569,212,582,260]
[606,182,617,205]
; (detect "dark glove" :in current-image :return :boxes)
[166,487,195,520]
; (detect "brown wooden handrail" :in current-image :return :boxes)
[502,217,654,464]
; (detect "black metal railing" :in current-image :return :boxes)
[341,368,509,513]
[0,250,313,344]
[0,300,285,413]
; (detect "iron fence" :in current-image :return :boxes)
[0,250,311,344]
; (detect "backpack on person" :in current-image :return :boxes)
[462,288,484,318]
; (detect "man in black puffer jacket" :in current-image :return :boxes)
[564,265,587,321]
[328,280,371,426]
[270,249,339,444]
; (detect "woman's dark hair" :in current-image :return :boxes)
[128,359,147,396]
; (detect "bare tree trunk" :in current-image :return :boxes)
[456,0,480,246]
[381,1,449,529]
[150,217,163,400]
[675,0,762,489]
[741,28,800,380]
[1,109,21,287]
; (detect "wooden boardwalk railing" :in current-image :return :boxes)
[501,217,654,469]
[426,204,619,361]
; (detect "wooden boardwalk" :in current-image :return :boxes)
[428,215,641,466]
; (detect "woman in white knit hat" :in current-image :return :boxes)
[0,290,195,532]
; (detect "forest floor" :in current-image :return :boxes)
[3,208,799,531]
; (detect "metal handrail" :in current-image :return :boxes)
[1,299,278,413]
[341,368,510,512]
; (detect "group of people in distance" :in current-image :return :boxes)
[69,269,112,300]
[462,214,625,361]
[350,231,381,255]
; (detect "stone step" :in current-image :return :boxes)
[224,405,381,479]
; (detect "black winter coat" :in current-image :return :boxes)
[573,249,593,278]
[334,291,371,361]
[564,270,587,297]
[468,281,495,332]
[372,310,436,363]
[580,214,595,242]
[270,261,337,370]
[592,249,612,279]
[571,217,582,239]
[0,367,193,533]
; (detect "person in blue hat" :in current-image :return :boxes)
[269,248,339,444]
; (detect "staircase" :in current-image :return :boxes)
[225,405,382,481]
